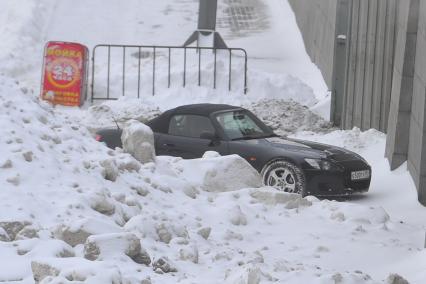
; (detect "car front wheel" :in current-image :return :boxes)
[261,160,306,196]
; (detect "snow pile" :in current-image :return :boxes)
[89,57,318,110]
[174,152,262,193]
[293,127,386,152]
[2,0,426,282]
[82,103,161,132]
[245,99,333,135]
[0,74,423,282]
[121,120,156,164]
[83,232,151,265]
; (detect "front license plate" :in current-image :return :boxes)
[351,170,370,180]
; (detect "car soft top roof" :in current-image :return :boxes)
[172,103,242,116]
[147,104,244,133]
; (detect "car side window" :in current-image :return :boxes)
[168,114,215,138]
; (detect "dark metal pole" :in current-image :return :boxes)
[183,48,187,87]
[122,46,126,97]
[228,49,232,92]
[213,48,217,89]
[152,47,156,96]
[198,48,201,86]
[107,46,111,99]
[91,48,96,103]
[244,50,248,94]
[137,47,141,98]
[168,48,171,88]
[198,0,217,30]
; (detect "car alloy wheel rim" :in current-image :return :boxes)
[267,167,297,193]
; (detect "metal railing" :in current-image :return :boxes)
[90,44,248,102]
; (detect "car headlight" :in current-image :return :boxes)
[305,158,342,171]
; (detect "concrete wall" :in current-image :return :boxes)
[386,0,418,170]
[288,0,337,88]
[342,0,397,132]
[290,0,426,205]
[407,0,426,202]
[289,0,396,131]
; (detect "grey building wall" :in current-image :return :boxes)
[386,0,419,170]
[407,0,426,202]
[289,0,337,88]
[289,0,426,205]
[289,0,397,132]
[342,0,397,132]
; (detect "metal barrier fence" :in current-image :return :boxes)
[90,44,248,102]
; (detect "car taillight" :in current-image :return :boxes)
[95,134,102,141]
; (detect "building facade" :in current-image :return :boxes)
[289,0,426,204]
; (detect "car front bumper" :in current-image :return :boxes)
[303,162,371,196]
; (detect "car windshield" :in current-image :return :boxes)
[214,110,275,140]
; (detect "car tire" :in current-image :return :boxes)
[261,160,306,196]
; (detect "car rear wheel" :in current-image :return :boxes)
[261,160,306,196]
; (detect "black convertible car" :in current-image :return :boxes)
[97,104,371,196]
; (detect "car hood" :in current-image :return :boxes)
[248,136,362,161]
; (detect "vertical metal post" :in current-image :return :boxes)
[122,46,126,97]
[213,48,217,89]
[228,49,232,92]
[183,48,187,87]
[137,47,141,98]
[331,0,351,126]
[198,48,202,86]
[152,47,156,96]
[168,48,171,88]
[91,47,96,102]
[244,51,248,94]
[198,0,217,30]
[342,0,354,128]
[107,46,111,99]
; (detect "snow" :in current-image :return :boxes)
[121,120,156,164]
[0,0,426,283]
[175,153,262,192]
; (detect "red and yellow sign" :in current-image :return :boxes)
[41,41,89,106]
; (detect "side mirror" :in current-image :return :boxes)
[200,131,217,141]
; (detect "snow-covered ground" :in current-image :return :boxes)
[1,0,426,283]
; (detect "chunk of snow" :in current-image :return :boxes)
[84,232,151,265]
[31,261,60,283]
[0,221,31,241]
[54,218,122,247]
[156,223,173,244]
[387,273,410,284]
[178,245,199,264]
[100,159,119,182]
[229,205,248,226]
[121,119,156,164]
[152,257,177,274]
[177,154,262,192]
[197,227,212,240]
[89,192,116,216]
[250,189,312,208]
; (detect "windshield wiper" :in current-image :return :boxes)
[231,133,278,141]
[262,133,279,138]
[231,135,260,141]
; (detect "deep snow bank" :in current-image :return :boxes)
[0,74,424,283]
